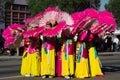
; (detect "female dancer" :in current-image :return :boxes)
[75,30,89,78]
[21,36,41,77]
[41,20,57,78]
[60,28,75,79]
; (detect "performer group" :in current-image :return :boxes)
[2,7,117,79]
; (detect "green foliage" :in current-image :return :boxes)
[57,0,90,13]
[27,0,57,16]
[27,0,88,16]
[105,0,120,28]
[27,0,100,16]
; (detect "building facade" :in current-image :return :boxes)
[0,0,31,35]
[5,0,31,27]
[0,0,8,34]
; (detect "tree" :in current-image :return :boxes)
[105,0,120,28]
[27,0,100,16]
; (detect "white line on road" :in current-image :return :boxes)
[0,75,22,80]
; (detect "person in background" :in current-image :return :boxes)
[112,35,119,51]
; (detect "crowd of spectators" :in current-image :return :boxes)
[95,32,120,52]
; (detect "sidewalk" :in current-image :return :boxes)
[0,52,119,60]
[99,51,120,56]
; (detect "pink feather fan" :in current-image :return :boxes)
[2,23,25,39]
[71,11,86,33]
[83,8,99,30]
[23,12,45,38]
[99,16,116,32]
[4,37,15,48]
[42,21,66,37]
[23,26,45,38]
[2,27,12,39]
[39,7,73,37]
[84,8,99,19]
[96,10,117,35]
[45,6,59,12]
[71,8,99,35]
[2,23,25,48]
[99,11,117,32]
[99,11,114,18]
[90,10,117,35]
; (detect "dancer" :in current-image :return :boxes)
[41,20,57,78]
[40,7,73,78]
[60,27,75,79]
[21,15,44,77]
[75,30,89,78]
[86,30,104,77]
[21,30,42,77]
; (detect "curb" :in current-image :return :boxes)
[99,52,120,56]
[0,56,21,60]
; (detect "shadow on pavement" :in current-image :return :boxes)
[102,66,120,73]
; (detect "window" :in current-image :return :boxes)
[20,13,24,18]
[13,5,18,10]
[20,6,25,11]
[13,12,18,18]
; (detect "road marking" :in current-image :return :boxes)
[0,75,22,80]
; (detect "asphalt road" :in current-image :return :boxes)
[0,52,120,80]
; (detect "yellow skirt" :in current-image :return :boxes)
[89,47,103,77]
[20,51,41,76]
[75,58,89,78]
[61,53,74,76]
[41,47,55,76]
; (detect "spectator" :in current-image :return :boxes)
[104,32,113,51]
[112,35,119,51]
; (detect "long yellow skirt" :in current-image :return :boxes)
[75,58,89,78]
[21,51,41,76]
[75,42,89,78]
[41,48,55,76]
[61,53,74,76]
[89,47,104,77]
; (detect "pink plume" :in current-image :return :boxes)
[99,11,114,18]
[45,6,59,12]
[84,8,99,19]
[2,28,12,39]
[57,11,74,26]
[95,25,108,34]
[9,23,25,30]
[23,26,45,38]
[24,17,34,24]
[71,12,86,27]
[99,16,117,32]
[34,12,43,19]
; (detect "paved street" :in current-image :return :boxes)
[0,52,120,80]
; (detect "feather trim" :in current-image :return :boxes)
[2,28,12,39]
[99,11,114,18]
[42,21,66,37]
[84,8,99,19]
[45,6,59,12]
[99,16,117,32]
[23,26,45,38]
